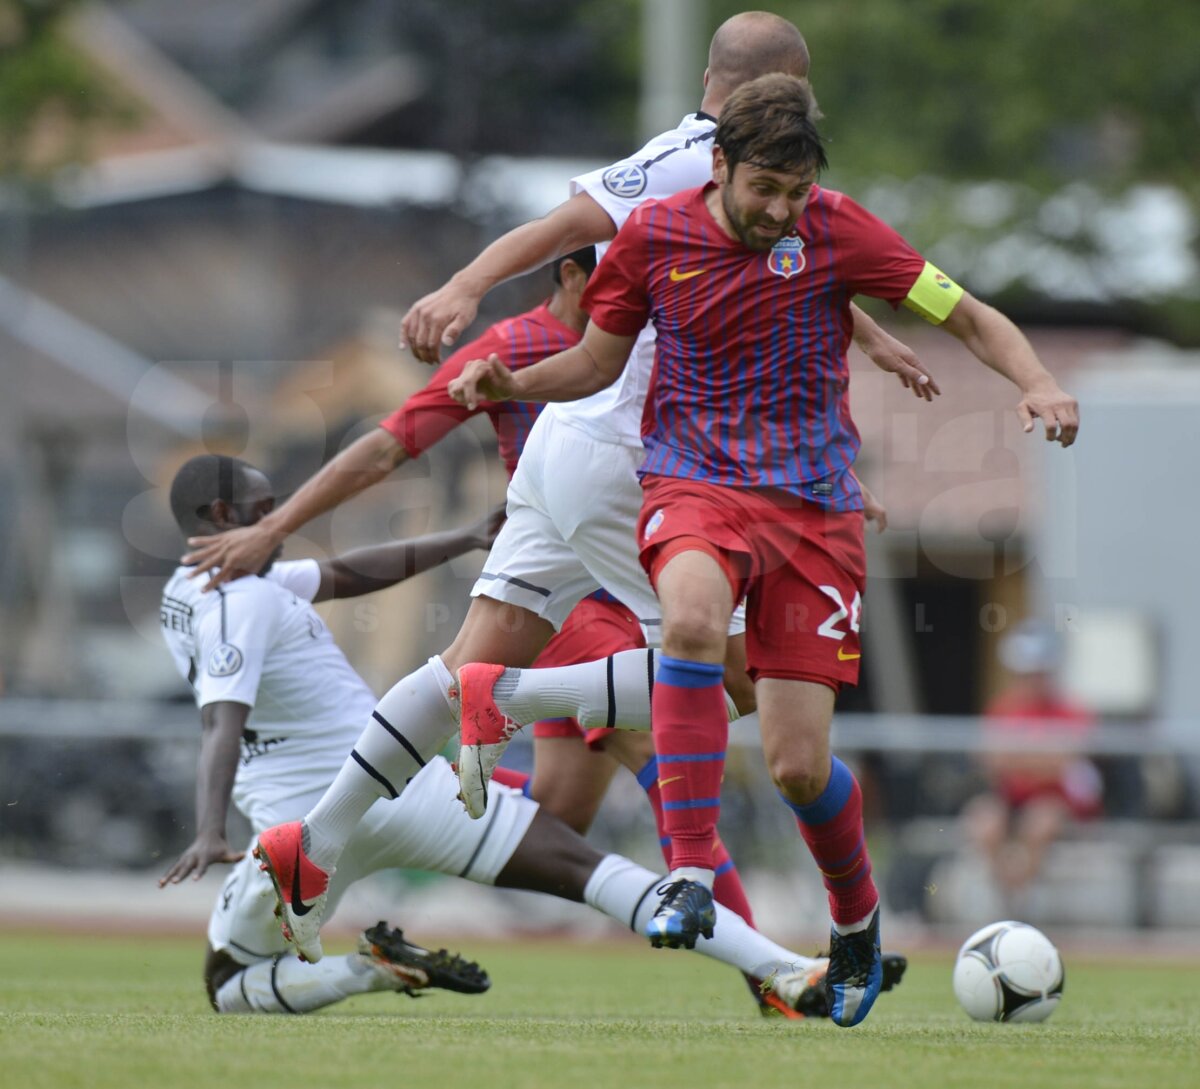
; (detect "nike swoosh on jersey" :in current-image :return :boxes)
[657,775,685,788]
[290,847,314,916]
[668,267,706,282]
[837,647,862,661]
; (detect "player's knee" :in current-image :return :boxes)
[767,750,829,806]
[204,946,240,1012]
[497,810,599,902]
[662,612,725,662]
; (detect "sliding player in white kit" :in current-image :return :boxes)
[160,453,906,1017]
[191,12,935,963]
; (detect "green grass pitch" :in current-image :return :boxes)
[2,930,1196,1089]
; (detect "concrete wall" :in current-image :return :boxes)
[1034,358,1200,736]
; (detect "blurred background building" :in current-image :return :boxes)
[1,0,1198,943]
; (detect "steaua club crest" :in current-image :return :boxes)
[767,235,806,279]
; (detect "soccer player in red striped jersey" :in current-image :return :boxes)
[380,307,555,479]
[448,73,1079,1028]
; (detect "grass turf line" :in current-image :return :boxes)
[1,932,1197,1089]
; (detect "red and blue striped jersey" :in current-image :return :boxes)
[582,185,931,510]
[380,302,578,478]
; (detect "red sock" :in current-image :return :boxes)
[637,756,755,925]
[711,834,755,924]
[787,757,878,925]
[652,656,728,872]
[490,767,531,794]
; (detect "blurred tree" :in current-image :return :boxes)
[707,0,1200,191]
[0,0,134,181]
[698,0,1200,341]
[374,0,640,158]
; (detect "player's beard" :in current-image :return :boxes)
[721,186,787,252]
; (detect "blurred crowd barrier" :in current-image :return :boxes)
[1,700,1197,931]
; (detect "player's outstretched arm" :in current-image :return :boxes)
[183,429,409,591]
[400,192,617,364]
[159,701,248,887]
[313,504,505,601]
[849,303,940,401]
[449,325,637,410]
[941,293,1079,447]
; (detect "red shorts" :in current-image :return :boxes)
[637,476,866,689]
[530,594,646,748]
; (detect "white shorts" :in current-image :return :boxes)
[472,412,746,641]
[208,757,537,964]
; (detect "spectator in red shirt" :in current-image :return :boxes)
[963,620,1103,905]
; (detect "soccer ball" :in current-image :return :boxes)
[952,921,1064,1023]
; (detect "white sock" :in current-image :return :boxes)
[582,855,818,979]
[304,656,459,870]
[491,648,655,728]
[733,709,757,732]
[491,649,739,729]
[214,954,386,1014]
[832,907,879,935]
[669,866,714,890]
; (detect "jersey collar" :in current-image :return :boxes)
[533,300,584,341]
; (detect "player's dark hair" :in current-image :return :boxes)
[169,454,258,536]
[550,245,598,285]
[716,73,827,177]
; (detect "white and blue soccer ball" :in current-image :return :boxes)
[952,921,1064,1023]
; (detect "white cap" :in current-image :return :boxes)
[999,619,1061,674]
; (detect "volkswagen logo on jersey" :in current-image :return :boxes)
[208,643,244,677]
[602,164,648,198]
[767,235,806,280]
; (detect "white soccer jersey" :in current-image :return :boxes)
[160,560,377,817]
[550,112,717,447]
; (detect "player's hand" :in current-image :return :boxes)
[469,503,508,551]
[859,326,940,401]
[859,480,888,534]
[1017,384,1079,447]
[447,354,517,410]
[399,282,480,365]
[182,523,281,592]
[158,834,244,887]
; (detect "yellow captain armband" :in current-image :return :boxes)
[902,261,964,324]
